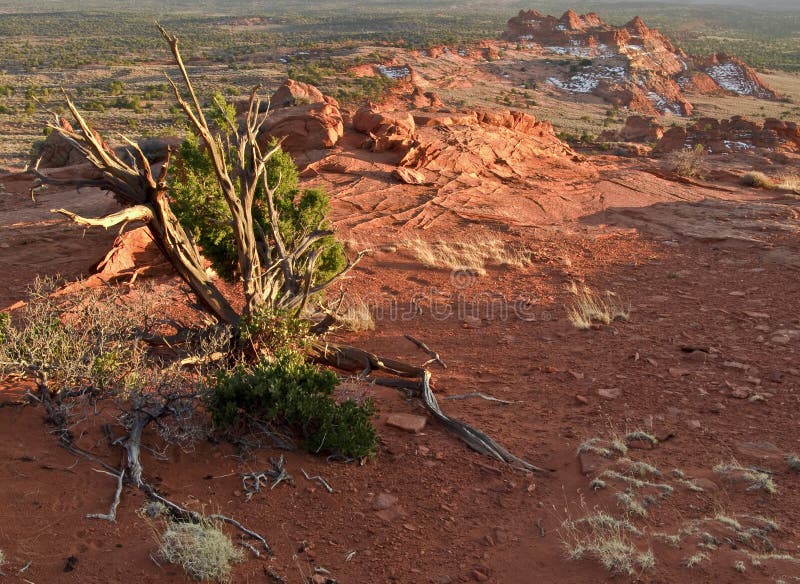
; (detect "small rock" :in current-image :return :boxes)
[64,556,78,573]
[471,569,489,582]
[578,451,606,475]
[386,413,427,433]
[729,291,746,296]
[743,311,770,319]
[493,527,509,544]
[597,387,621,399]
[687,419,702,430]
[730,387,750,399]
[684,351,709,363]
[574,394,589,405]
[765,370,784,383]
[373,492,398,511]
[668,367,691,377]
[771,335,791,345]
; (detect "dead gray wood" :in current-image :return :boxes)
[311,339,548,473]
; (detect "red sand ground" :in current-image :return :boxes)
[2,118,800,584]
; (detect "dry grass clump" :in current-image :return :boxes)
[615,492,648,517]
[159,520,243,582]
[338,298,375,332]
[566,284,629,329]
[713,460,777,494]
[668,144,707,179]
[404,236,530,276]
[560,511,654,575]
[786,453,800,471]
[740,171,774,189]
[684,551,709,568]
[776,173,800,193]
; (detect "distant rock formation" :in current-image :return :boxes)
[652,116,800,156]
[504,9,778,116]
[599,115,664,143]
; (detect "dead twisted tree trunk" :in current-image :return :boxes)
[33,24,545,474]
[35,24,363,330]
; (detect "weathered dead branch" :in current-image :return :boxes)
[311,339,548,473]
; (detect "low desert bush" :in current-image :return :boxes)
[740,171,774,189]
[0,276,158,393]
[158,520,242,583]
[787,453,800,471]
[205,350,377,458]
[668,144,707,179]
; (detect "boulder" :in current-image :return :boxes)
[352,105,417,153]
[257,101,343,154]
[618,116,664,142]
[271,78,327,108]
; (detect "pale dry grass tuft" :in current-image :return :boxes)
[159,520,243,583]
[566,284,629,329]
[685,551,709,568]
[713,460,776,494]
[338,298,375,332]
[776,173,800,193]
[786,453,800,471]
[560,511,654,575]
[404,236,531,276]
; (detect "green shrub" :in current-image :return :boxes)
[668,144,707,179]
[205,351,377,458]
[170,129,346,285]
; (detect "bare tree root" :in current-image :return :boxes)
[36,381,272,553]
[311,339,549,473]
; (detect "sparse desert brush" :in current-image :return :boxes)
[668,144,707,179]
[404,236,530,276]
[786,453,800,471]
[713,460,776,494]
[560,510,653,575]
[684,551,709,568]
[740,171,774,189]
[158,519,243,583]
[566,285,629,329]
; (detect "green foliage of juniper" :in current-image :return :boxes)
[206,350,377,459]
[169,93,345,284]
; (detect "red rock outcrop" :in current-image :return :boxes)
[271,79,327,108]
[652,116,800,155]
[257,100,343,154]
[600,115,664,143]
[505,9,777,115]
[352,105,418,153]
[34,118,113,169]
[687,53,778,99]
